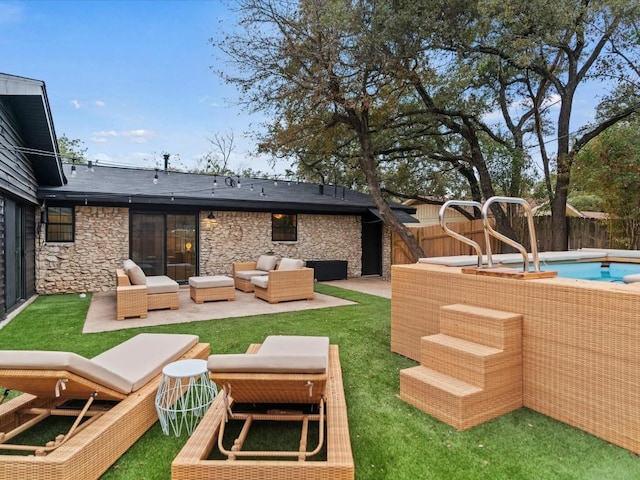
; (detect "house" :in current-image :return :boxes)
[0,71,413,296]
[0,73,64,319]
[402,197,472,226]
[35,165,417,294]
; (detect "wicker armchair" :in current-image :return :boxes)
[116,267,179,320]
[250,264,314,304]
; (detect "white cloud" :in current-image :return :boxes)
[71,99,80,109]
[95,100,105,107]
[89,130,154,145]
[122,129,155,144]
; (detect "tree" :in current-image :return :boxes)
[214,0,425,260]
[213,0,639,257]
[573,114,640,248]
[57,134,87,164]
[425,0,640,249]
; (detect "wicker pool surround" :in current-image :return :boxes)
[391,262,640,455]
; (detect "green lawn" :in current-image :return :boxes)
[1,285,639,479]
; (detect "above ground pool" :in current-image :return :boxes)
[538,261,640,282]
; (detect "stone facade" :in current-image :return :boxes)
[36,207,382,294]
[199,211,363,278]
[36,206,129,294]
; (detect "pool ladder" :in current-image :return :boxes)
[438,196,541,273]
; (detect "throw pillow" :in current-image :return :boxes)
[278,258,304,270]
[256,255,278,271]
[127,265,147,285]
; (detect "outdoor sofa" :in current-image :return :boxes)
[116,259,179,320]
[0,333,209,480]
[250,258,315,303]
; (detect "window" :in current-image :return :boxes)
[272,213,297,241]
[46,206,74,242]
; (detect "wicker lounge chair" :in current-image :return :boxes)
[0,333,210,480]
[172,335,354,480]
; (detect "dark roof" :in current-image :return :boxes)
[0,73,65,186]
[38,164,417,217]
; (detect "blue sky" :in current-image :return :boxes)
[1,0,276,173]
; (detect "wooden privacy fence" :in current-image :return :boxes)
[392,217,618,265]
[392,219,498,265]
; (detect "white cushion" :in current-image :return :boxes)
[236,270,269,280]
[189,275,233,288]
[92,333,199,392]
[256,255,278,271]
[278,258,304,270]
[208,354,326,373]
[126,265,147,285]
[122,259,137,271]
[251,276,269,288]
[145,275,179,294]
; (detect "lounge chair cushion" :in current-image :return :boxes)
[0,350,133,394]
[208,335,329,374]
[126,264,147,285]
[250,275,269,288]
[0,333,200,395]
[92,333,198,391]
[278,258,304,270]
[208,354,327,373]
[145,275,179,294]
[256,255,278,271]
[236,270,269,281]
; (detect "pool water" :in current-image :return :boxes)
[536,261,640,282]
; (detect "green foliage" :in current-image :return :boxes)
[573,116,640,247]
[57,134,88,164]
[3,288,640,479]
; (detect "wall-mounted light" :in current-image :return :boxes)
[207,211,216,220]
[40,209,48,225]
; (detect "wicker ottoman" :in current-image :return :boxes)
[189,276,235,304]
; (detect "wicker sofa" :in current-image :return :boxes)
[250,258,314,304]
[115,260,180,320]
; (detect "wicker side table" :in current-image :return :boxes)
[155,359,217,436]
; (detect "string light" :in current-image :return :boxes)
[153,168,159,184]
[71,164,76,177]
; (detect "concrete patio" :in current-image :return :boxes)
[83,277,390,333]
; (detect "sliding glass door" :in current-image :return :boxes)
[130,212,197,283]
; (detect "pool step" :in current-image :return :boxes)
[399,304,523,430]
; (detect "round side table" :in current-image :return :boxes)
[154,359,217,436]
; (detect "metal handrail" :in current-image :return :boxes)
[481,196,540,272]
[438,200,484,268]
